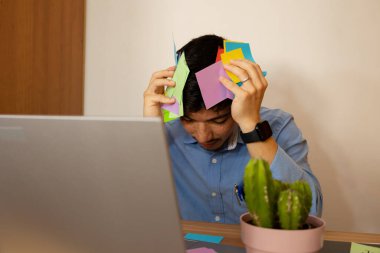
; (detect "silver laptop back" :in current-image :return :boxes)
[0,116,185,253]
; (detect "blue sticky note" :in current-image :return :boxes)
[225,41,255,63]
[225,41,268,77]
[184,233,224,244]
[173,33,178,65]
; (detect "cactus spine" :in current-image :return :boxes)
[243,158,312,230]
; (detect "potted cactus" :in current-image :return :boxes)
[240,159,326,253]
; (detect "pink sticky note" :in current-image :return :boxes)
[195,61,234,109]
[186,247,217,253]
[161,97,179,115]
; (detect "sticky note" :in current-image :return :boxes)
[173,36,178,65]
[224,40,267,77]
[161,98,179,115]
[195,61,234,109]
[186,247,217,253]
[215,47,224,62]
[350,242,380,253]
[163,53,189,117]
[184,233,223,244]
[220,48,245,83]
[162,109,174,122]
[224,40,255,62]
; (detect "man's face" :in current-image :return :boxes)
[180,107,236,151]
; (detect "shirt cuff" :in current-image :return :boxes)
[270,146,305,182]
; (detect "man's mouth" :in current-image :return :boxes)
[200,140,218,148]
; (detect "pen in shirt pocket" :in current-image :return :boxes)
[233,183,245,206]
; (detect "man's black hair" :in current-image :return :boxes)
[177,34,232,115]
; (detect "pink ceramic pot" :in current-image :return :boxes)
[240,213,326,253]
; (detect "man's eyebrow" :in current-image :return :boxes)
[206,112,231,121]
[182,111,231,121]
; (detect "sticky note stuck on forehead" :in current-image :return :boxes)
[195,61,233,109]
[220,48,245,83]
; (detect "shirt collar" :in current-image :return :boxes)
[183,133,197,144]
[225,125,244,150]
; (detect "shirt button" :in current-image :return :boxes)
[211,158,217,164]
[215,216,220,222]
[211,192,217,197]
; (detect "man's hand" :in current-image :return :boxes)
[143,66,176,117]
[219,59,268,132]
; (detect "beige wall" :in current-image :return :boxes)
[85,0,380,233]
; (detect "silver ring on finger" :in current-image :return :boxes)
[241,76,250,83]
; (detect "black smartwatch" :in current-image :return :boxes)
[240,120,272,143]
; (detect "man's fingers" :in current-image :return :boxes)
[255,64,268,89]
[223,64,248,80]
[223,64,255,93]
[151,69,175,80]
[229,60,263,92]
[148,94,176,105]
[146,78,176,94]
[152,79,176,88]
[219,76,245,96]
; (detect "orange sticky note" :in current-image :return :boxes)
[215,47,224,62]
[220,48,245,83]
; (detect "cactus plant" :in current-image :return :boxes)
[243,158,312,230]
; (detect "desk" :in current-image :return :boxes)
[182,221,380,248]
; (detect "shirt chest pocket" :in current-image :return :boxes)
[232,189,248,217]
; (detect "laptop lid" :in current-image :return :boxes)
[0,116,185,253]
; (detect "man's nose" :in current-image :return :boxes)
[195,123,212,143]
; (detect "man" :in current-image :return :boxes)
[143,34,322,224]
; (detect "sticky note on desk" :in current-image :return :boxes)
[184,233,223,244]
[187,247,217,253]
[351,242,380,253]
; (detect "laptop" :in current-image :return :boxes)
[0,115,186,253]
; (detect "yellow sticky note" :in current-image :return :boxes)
[350,242,380,253]
[221,48,245,83]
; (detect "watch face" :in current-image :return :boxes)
[257,121,272,140]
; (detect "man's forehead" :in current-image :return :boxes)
[185,108,231,121]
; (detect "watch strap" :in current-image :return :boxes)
[240,120,272,143]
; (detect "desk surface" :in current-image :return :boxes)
[181,221,380,248]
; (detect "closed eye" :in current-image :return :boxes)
[212,117,229,124]
[181,117,193,123]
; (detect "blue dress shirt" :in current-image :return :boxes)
[165,107,323,224]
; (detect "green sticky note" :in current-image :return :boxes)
[165,53,189,98]
[172,53,189,97]
[169,111,178,119]
[164,52,189,119]
[162,109,177,123]
[350,242,380,253]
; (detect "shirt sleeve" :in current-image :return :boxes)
[269,113,323,217]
